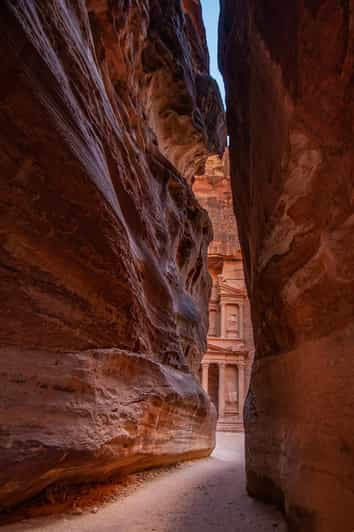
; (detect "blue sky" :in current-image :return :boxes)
[200,0,225,104]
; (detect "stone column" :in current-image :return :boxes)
[220,303,226,338]
[238,363,245,419]
[201,363,209,393]
[218,363,226,419]
[239,301,244,340]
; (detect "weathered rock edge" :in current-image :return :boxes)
[220,1,354,531]
[0,348,216,510]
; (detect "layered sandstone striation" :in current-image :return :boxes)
[220,1,354,531]
[0,0,225,509]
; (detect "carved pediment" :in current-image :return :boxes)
[208,342,229,353]
[218,280,247,299]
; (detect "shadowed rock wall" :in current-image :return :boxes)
[220,1,354,530]
[0,0,225,509]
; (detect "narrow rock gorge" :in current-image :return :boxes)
[220,1,354,531]
[0,0,225,509]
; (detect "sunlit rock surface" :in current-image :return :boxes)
[0,0,225,508]
[220,1,354,530]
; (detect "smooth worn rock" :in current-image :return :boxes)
[0,0,225,509]
[220,1,354,531]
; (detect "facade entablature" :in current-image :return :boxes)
[203,354,248,366]
[207,338,247,352]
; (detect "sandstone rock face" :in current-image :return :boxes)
[220,1,354,530]
[0,0,225,509]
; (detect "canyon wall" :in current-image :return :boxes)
[0,0,225,509]
[220,1,354,531]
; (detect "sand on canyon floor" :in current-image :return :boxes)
[2,433,287,532]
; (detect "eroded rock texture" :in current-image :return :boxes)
[220,1,354,531]
[0,0,225,509]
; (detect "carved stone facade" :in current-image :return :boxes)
[194,150,254,431]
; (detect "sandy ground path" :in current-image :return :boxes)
[3,433,287,532]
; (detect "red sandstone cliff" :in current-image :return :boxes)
[220,1,354,531]
[0,0,225,509]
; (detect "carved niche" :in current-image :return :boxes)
[225,304,240,338]
[225,365,238,414]
[209,307,218,336]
